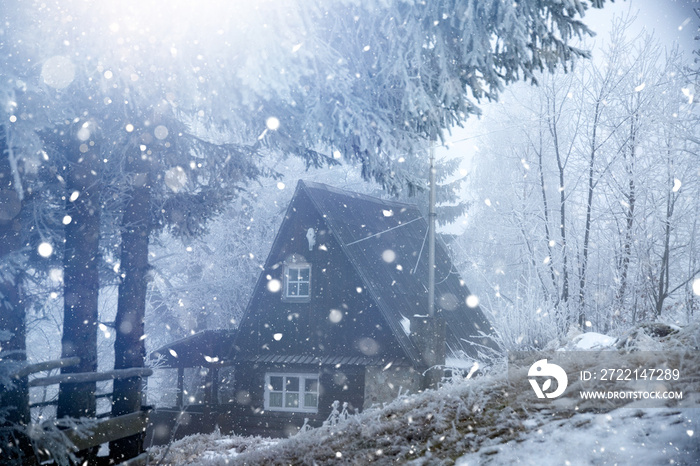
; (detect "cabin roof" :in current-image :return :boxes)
[150,329,238,368]
[155,181,496,370]
[233,353,411,367]
[298,180,495,363]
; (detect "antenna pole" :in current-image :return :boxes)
[428,139,436,318]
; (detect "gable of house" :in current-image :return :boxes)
[233,183,410,364]
[235,180,496,365]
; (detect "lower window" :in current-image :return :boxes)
[264,373,319,413]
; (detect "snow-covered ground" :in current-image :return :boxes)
[566,332,616,350]
[458,407,699,465]
[151,320,700,465]
[152,403,699,466]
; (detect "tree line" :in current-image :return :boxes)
[457,16,700,349]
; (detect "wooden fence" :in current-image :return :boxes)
[13,357,152,465]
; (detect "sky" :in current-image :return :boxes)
[586,0,698,53]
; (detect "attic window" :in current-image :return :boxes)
[283,263,311,301]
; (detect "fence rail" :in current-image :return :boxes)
[63,409,150,452]
[13,357,81,379]
[29,367,153,387]
[16,356,152,464]
[30,392,114,409]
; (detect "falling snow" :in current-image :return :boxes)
[37,242,53,258]
[2,1,699,465]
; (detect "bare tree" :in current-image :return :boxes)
[460,19,700,344]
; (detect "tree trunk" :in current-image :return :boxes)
[548,100,570,320]
[57,123,101,427]
[110,151,151,462]
[617,115,637,314]
[687,215,698,319]
[535,126,559,303]
[578,100,601,328]
[0,131,32,463]
[553,145,569,307]
[655,145,677,317]
[656,203,672,316]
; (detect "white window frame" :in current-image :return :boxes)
[283,263,311,301]
[264,372,319,413]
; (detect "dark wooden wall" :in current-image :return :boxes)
[147,362,367,442]
[230,362,365,437]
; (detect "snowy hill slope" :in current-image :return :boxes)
[152,320,700,465]
[154,375,522,465]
